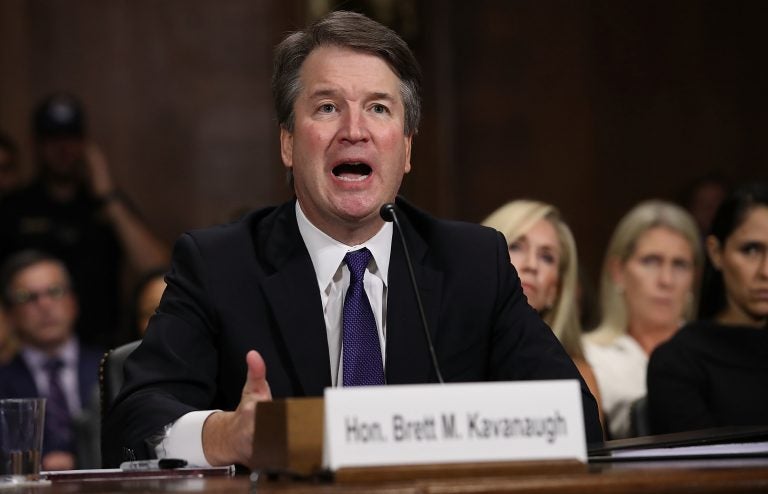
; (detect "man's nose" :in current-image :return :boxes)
[32,295,56,312]
[340,108,370,143]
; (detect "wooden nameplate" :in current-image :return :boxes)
[251,397,586,482]
[251,397,325,476]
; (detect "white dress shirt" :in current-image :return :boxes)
[21,337,82,414]
[158,201,393,466]
[296,201,392,385]
[582,334,648,439]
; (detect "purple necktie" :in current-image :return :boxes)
[342,248,385,386]
[43,358,73,452]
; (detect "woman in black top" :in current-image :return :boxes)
[648,182,768,434]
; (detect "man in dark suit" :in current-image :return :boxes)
[0,250,102,470]
[104,10,602,468]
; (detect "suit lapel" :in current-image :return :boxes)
[385,211,443,384]
[258,202,331,396]
[5,356,40,397]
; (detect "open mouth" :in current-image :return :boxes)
[332,162,372,182]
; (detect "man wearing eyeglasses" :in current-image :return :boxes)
[0,249,102,471]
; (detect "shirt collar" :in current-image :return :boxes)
[21,336,79,370]
[295,201,393,291]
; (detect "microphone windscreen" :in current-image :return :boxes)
[380,203,396,222]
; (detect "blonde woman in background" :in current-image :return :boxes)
[583,200,702,439]
[483,200,603,420]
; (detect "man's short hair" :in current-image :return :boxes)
[272,10,422,137]
[0,250,71,308]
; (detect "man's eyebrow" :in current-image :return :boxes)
[306,89,397,101]
[370,92,396,102]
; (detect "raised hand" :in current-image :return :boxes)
[201,350,272,466]
[82,143,115,199]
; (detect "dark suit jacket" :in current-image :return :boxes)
[0,343,102,454]
[103,198,602,466]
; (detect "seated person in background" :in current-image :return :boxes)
[0,93,170,349]
[0,250,102,470]
[483,200,603,425]
[648,182,768,434]
[103,10,602,469]
[583,201,702,439]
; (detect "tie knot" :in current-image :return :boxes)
[44,357,64,374]
[344,248,372,282]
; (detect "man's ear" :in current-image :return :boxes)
[403,134,412,174]
[280,127,293,170]
[706,235,723,270]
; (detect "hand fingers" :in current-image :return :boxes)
[244,350,272,400]
[81,143,114,196]
[83,143,107,170]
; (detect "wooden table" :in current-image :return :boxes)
[29,458,768,493]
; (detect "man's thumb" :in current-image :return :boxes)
[244,350,270,397]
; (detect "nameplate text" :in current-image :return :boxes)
[322,380,586,470]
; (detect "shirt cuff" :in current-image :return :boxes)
[156,410,219,467]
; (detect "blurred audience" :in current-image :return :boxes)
[0,130,21,197]
[0,93,170,349]
[0,250,102,470]
[483,200,603,421]
[583,200,702,439]
[648,183,768,433]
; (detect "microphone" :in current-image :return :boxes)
[380,203,445,384]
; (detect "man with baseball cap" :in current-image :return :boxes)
[0,93,169,349]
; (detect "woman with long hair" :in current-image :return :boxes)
[648,183,768,433]
[483,200,602,417]
[583,200,701,439]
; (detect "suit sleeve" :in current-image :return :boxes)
[102,233,225,466]
[488,232,604,445]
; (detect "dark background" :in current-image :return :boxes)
[1,0,765,281]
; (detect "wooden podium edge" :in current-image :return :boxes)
[333,459,586,483]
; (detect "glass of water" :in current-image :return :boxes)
[0,398,46,484]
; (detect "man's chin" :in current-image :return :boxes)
[335,206,383,226]
[31,330,69,348]
[331,197,383,222]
